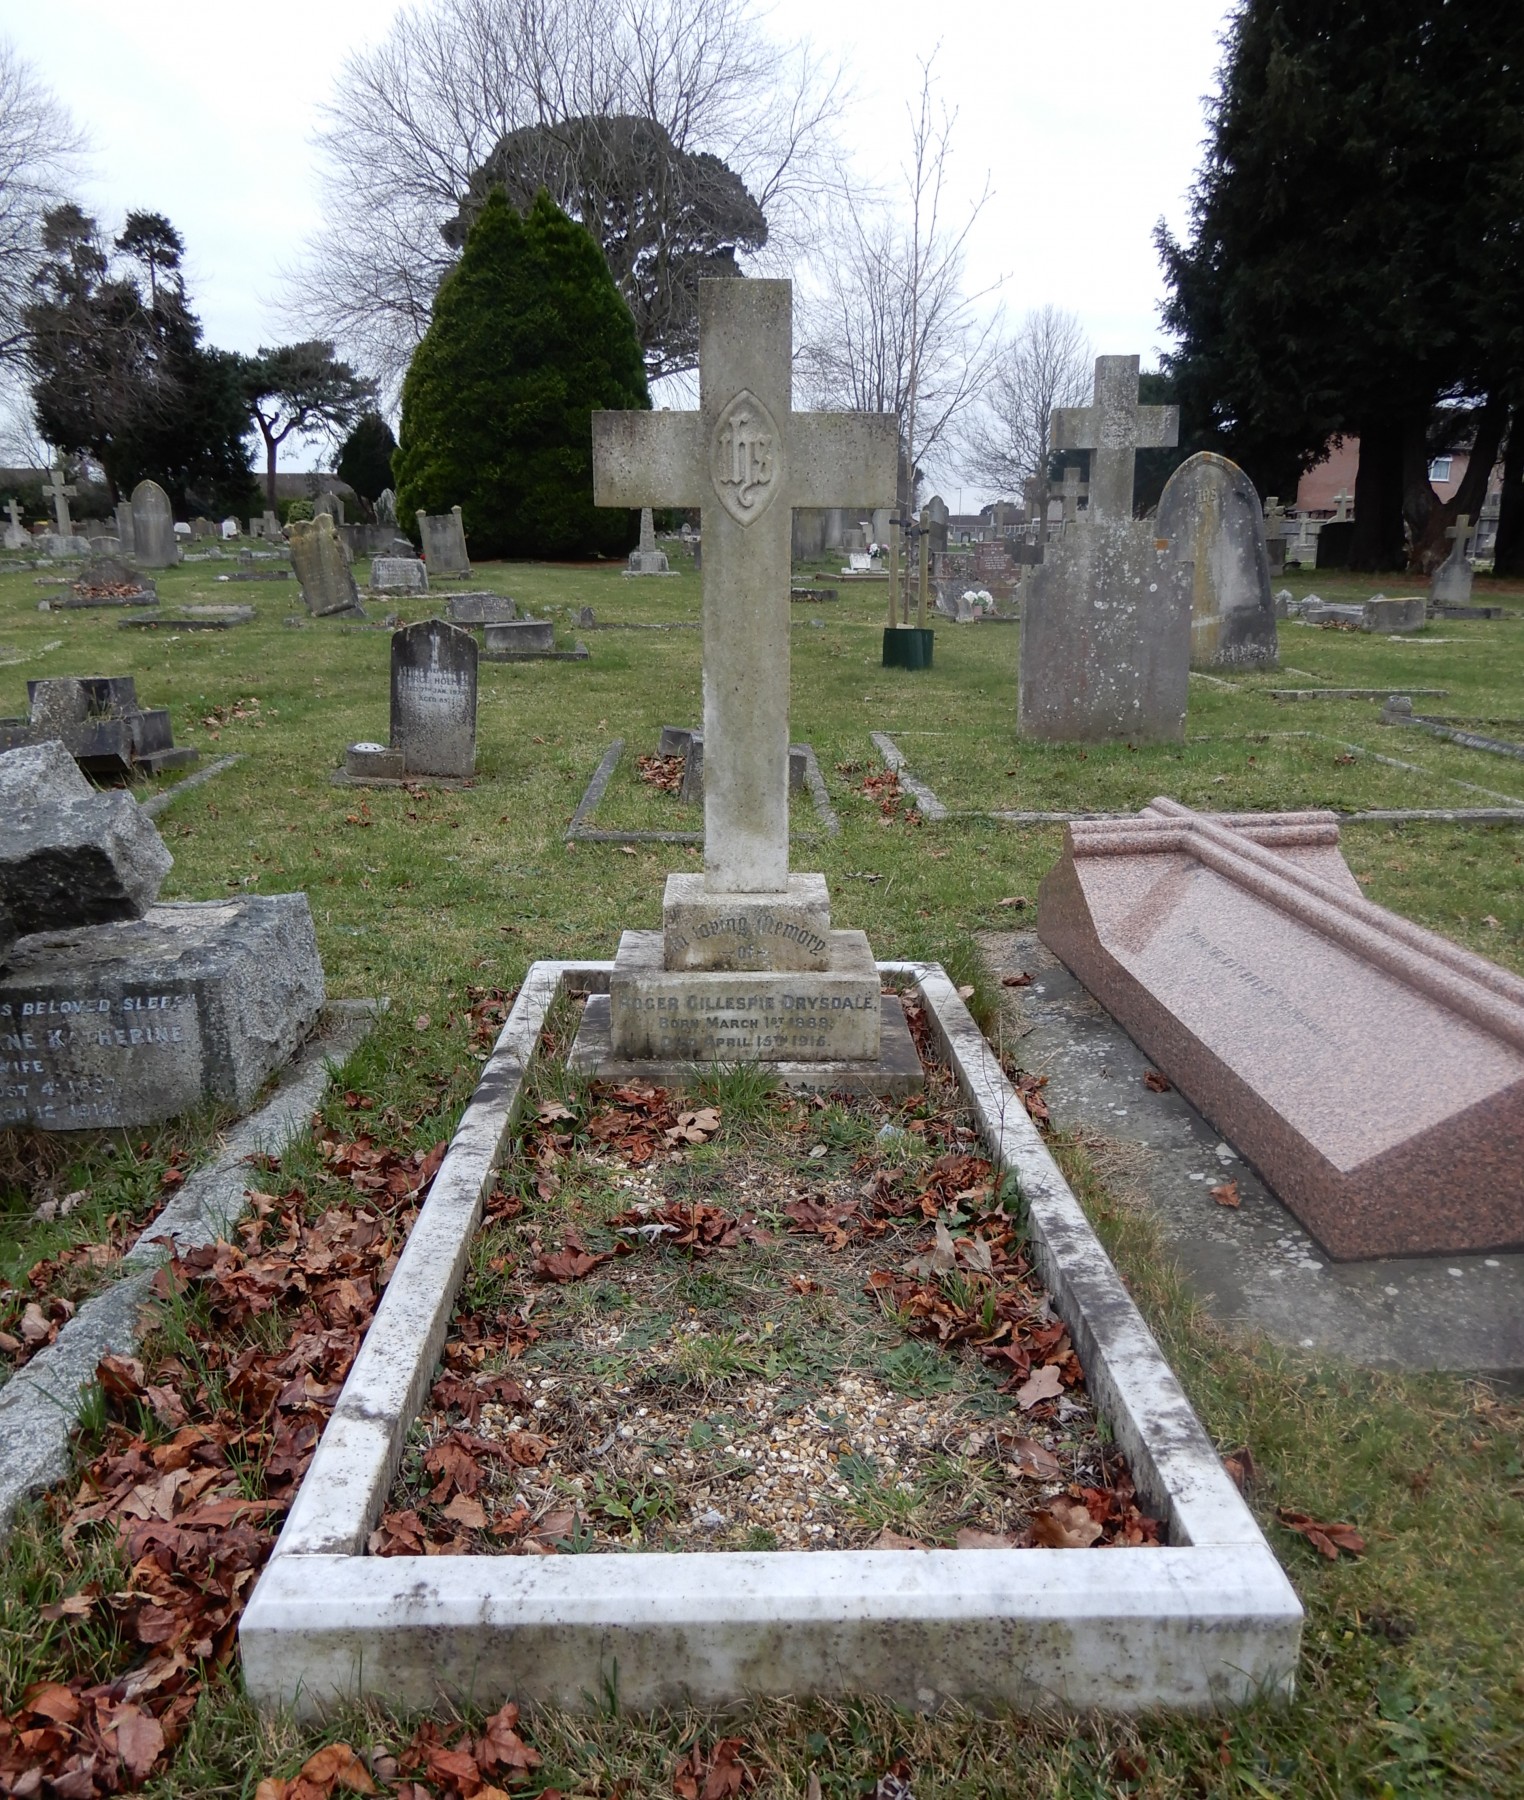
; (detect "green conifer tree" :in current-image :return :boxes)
[395,188,648,559]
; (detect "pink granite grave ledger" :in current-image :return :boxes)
[1037,798,1524,1259]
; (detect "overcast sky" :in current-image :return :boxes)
[2,0,1234,484]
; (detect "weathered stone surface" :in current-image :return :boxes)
[370,556,428,595]
[2,678,197,779]
[130,480,178,568]
[1018,519,1192,743]
[1037,799,1524,1259]
[1156,452,1278,668]
[608,928,881,1061]
[1052,356,1179,521]
[0,740,171,941]
[390,619,477,779]
[663,871,832,972]
[483,619,554,654]
[289,517,364,617]
[0,895,325,1129]
[417,506,471,577]
[1364,595,1426,634]
[446,593,516,625]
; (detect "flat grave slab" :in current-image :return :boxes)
[980,929,1524,1375]
[239,961,1300,1718]
[1038,801,1524,1259]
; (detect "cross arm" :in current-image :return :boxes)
[789,414,899,510]
[591,410,705,507]
[1135,406,1181,449]
[1050,408,1096,453]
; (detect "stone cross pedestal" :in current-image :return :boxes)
[1332,489,1352,523]
[587,279,910,1083]
[46,467,77,537]
[1052,356,1179,520]
[3,498,24,551]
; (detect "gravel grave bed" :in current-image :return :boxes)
[376,1006,1161,1558]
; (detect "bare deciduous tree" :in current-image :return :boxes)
[958,305,1094,497]
[284,0,846,391]
[797,56,1000,507]
[0,37,86,368]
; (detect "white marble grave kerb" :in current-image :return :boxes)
[238,961,1302,1717]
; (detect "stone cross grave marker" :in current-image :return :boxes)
[390,618,477,778]
[45,467,77,537]
[593,279,896,896]
[1332,489,1352,522]
[1430,512,1479,607]
[1051,356,1179,521]
[3,498,24,551]
[1058,465,1088,526]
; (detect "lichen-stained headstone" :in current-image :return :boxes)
[417,505,471,576]
[390,618,477,777]
[131,480,179,567]
[288,516,364,616]
[1429,513,1478,608]
[1157,452,1279,669]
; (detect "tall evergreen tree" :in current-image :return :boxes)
[336,411,398,506]
[394,188,649,560]
[1157,2,1524,571]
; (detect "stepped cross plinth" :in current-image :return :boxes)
[587,279,909,1084]
[1051,356,1178,521]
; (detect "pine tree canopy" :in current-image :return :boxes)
[394,187,650,560]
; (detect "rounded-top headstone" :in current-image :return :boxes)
[131,479,179,568]
[1157,452,1278,669]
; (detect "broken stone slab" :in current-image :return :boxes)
[0,894,325,1129]
[1363,595,1426,634]
[1037,798,1524,1258]
[482,618,553,654]
[0,739,171,947]
[0,676,198,779]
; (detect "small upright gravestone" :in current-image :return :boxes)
[131,480,179,567]
[417,505,471,576]
[288,517,365,617]
[625,507,672,575]
[445,592,516,625]
[371,556,428,596]
[314,492,345,525]
[114,500,135,555]
[3,499,25,551]
[1156,452,1278,669]
[1020,355,1189,742]
[1429,514,1477,608]
[390,619,477,778]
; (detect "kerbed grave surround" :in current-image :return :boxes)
[240,961,1301,1718]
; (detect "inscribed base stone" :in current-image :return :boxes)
[130,480,178,568]
[446,594,517,625]
[0,895,325,1129]
[662,871,832,972]
[389,619,477,779]
[1037,800,1524,1259]
[370,557,428,595]
[607,929,881,1062]
[1018,519,1191,743]
[289,517,364,617]
[1429,544,1474,608]
[1156,452,1278,669]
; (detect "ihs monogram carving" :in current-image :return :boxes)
[711,390,782,526]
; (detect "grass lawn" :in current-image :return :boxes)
[1,543,1522,1797]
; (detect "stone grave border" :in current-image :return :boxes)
[239,959,1301,1718]
[140,753,242,819]
[871,730,948,819]
[1380,710,1524,763]
[0,1001,379,1541]
[565,739,838,846]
